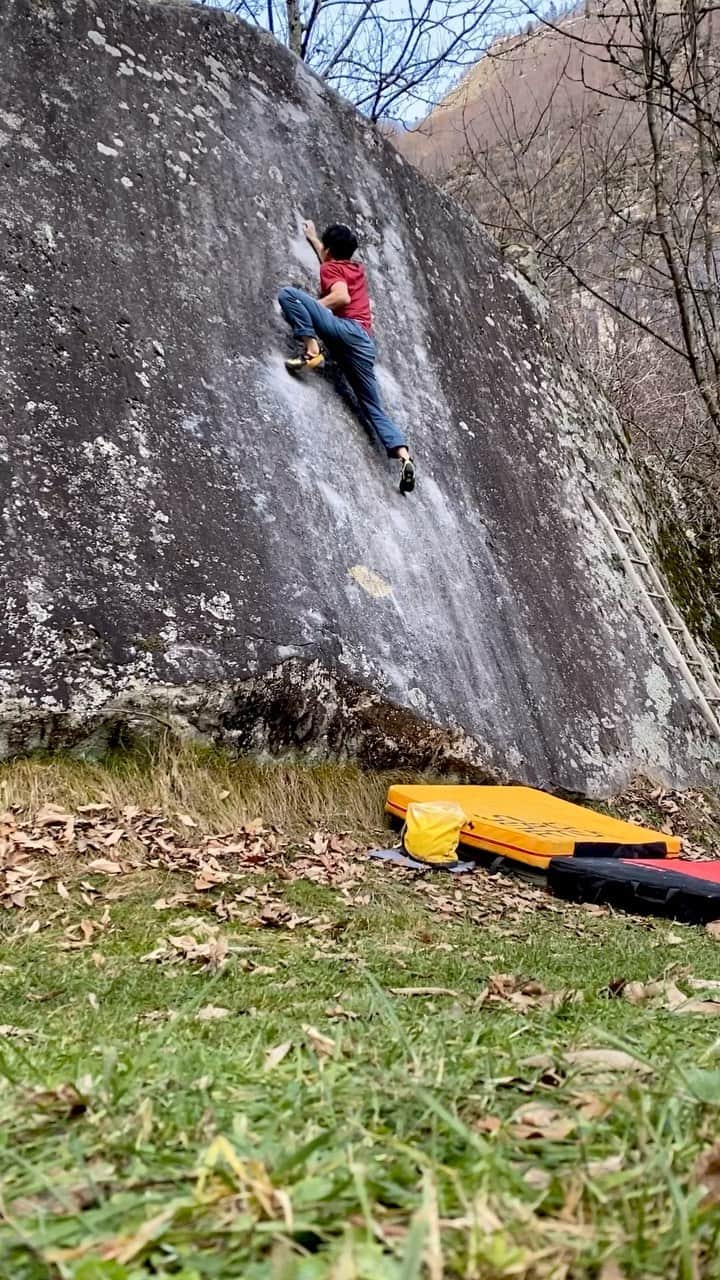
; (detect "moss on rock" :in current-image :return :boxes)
[655,502,720,659]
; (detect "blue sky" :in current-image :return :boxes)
[199,0,556,122]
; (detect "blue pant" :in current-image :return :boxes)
[278,286,406,455]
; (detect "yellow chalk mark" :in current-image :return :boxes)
[348,565,393,599]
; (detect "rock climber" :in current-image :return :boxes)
[278,221,416,494]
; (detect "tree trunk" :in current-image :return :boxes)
[287,0,302,58]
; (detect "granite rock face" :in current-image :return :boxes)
[0,0,717,793]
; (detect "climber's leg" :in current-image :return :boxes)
[342,329,408,456]
[278,287,346,369]
[279,296,416,491]
[343,339,415,491]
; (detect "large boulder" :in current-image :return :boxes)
[0,0,717,793]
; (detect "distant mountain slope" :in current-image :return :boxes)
[395,11,630,173]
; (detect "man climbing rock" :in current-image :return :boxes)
[278,221,416,495]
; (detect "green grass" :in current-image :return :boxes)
[1,750,720,1278]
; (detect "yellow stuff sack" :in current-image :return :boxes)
[402,801,465,866]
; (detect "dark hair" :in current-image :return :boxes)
[321,223,358,260]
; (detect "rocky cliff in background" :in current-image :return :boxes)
[0,0,717,794]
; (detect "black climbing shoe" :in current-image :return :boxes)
[399,457,416,494]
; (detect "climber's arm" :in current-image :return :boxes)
[303,219,325,263]
[319,280,351,311]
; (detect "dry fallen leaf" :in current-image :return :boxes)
[620,979,666,1004]
[695,1141,720,1206]
[36,806,73,828]
[194,872,228,892]
[143,932,229,970]
[153,893,197,911]
[390,986,459,998]
[325,1004,360,1020]
[572,1090,617,1121]
[564,1049,651,1075]
[27,1082,88,1118]
[256,901,313,930]
[479,973,572,1012]
[523,1167,551,1191]
[474,1115,502,1135]
[264,1041,292,1071]
[521,1052,555,1071]
[138,1009,177,1026]
[613,977,688,1011]
[87,858,123,876]
[490,1064,564,1094]
[303,1025,336,1058]
[59,914,110,950]
[510,1104,576,1142]
[664,981,695,1011]
[195,1005,231,1022]
[672,997,720,1015]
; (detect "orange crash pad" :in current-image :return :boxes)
[385,784,681,870]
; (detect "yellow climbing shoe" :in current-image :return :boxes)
[285,351,325,374]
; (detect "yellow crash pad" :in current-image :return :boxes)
[385,784,681,870]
